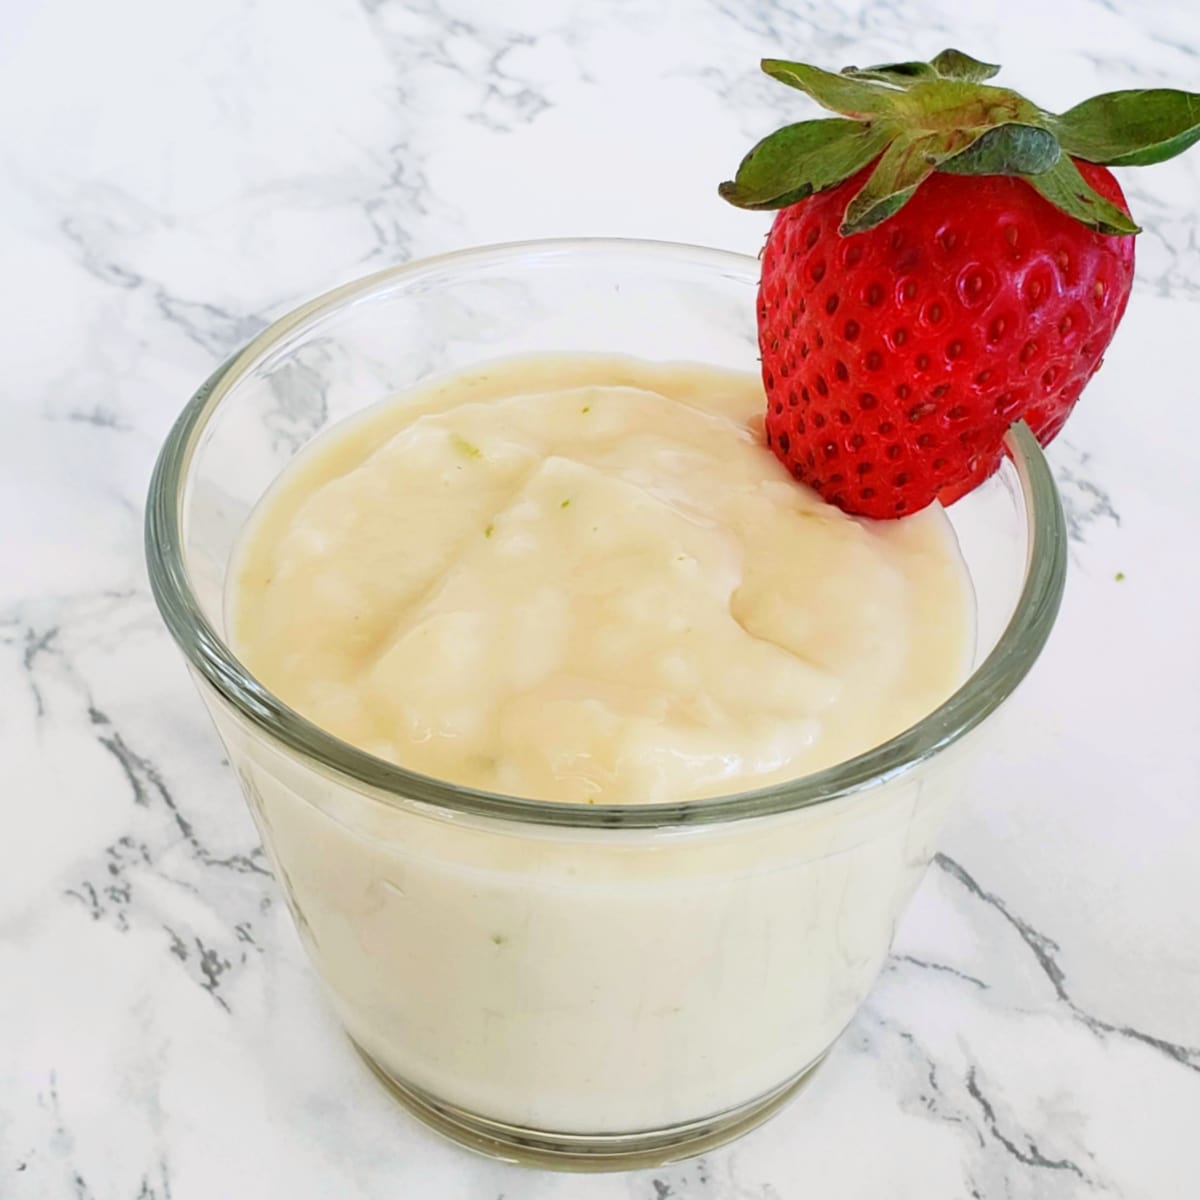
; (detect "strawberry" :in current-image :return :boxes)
[720,49,1200,517]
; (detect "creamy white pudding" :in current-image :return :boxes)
[230,355,972,804]
[218,354,975,1136]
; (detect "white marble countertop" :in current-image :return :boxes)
[4,0,1199,1196]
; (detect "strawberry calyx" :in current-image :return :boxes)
[720,49,1200,236]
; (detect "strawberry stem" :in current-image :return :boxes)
[720,49,1200,235]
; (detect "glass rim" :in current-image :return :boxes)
[144,237,1068,830]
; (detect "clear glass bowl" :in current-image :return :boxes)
[145,239,1067,1170]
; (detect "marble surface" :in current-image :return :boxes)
[3,0,1199,1196]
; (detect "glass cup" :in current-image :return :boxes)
[145,239,1066,1170]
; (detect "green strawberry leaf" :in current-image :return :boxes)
[842,60,937,86]
[761,59,899,118]
[938,122,1061,176]
[724,48,1200,237]
[894,78,1038,129]
[1029,154,1141,235]
[929,49,1001,83]
[840,128,982,234]
[1051,88,1200,166]
[718,118,892,210]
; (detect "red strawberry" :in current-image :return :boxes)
[757,162,1134,516]
[720,49,1200,517]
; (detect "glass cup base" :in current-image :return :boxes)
[351,1039,830,1172]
